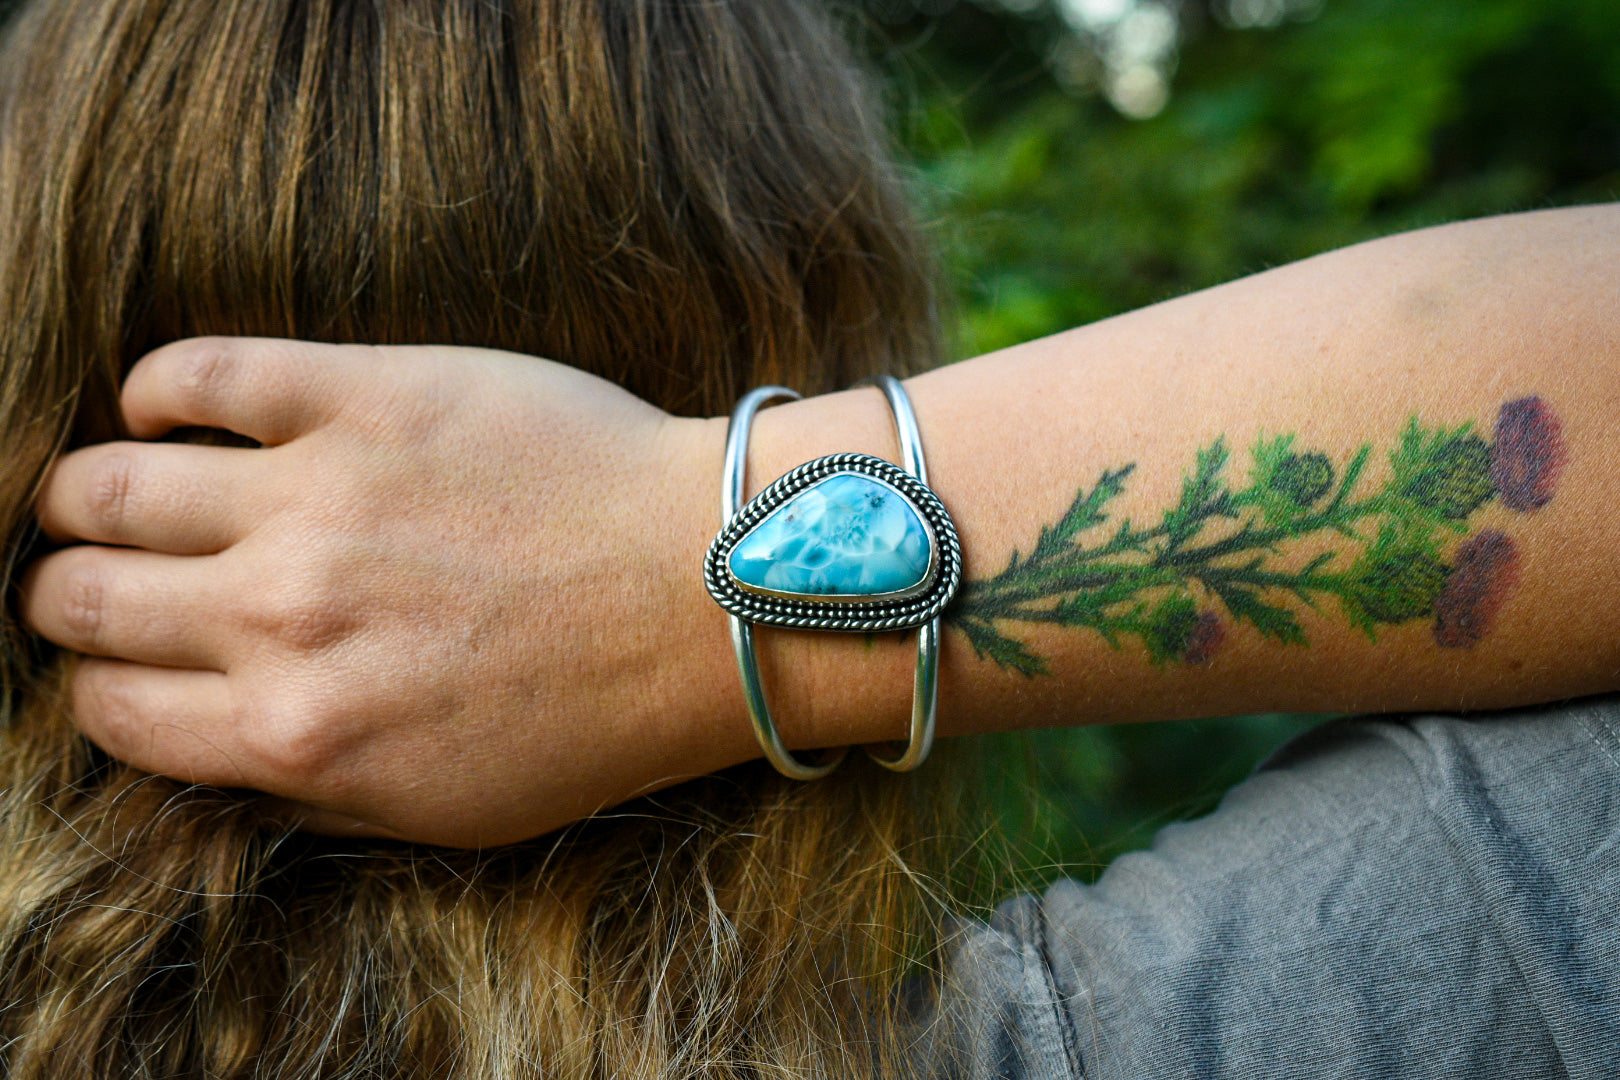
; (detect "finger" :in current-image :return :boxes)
[37,441,262,554]
[71,659,255,788]
[121,337,367,445]
[254,796,405,840]
[20,546,227,669]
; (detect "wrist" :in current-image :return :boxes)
[666,393,924,772]
[733,388,919,752]
[648,413,762,776]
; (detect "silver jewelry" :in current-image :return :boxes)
[705,377,961,778]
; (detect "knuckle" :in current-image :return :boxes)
[85,451,138,534]
[172,338,239,408]
[71,663,139,750]
[59,559,107,646]
[242,694,352,782]
[260,587,355,654]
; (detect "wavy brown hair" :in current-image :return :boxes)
[0,1,977,1076]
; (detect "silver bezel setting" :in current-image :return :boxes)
[704,452,962,632]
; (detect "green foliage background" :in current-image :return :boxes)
[849,0,1620,880]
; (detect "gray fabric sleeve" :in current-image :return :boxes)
[926,695,1620,1080]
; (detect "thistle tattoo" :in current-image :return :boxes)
[949,397,1564,677]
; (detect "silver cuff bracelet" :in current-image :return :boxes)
[703,376,962,779]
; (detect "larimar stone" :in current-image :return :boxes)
[729,473,932,598]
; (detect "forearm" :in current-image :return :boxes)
[23,206,1617,842]
[671,205,1620,757]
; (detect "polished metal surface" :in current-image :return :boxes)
[711,377,956,778]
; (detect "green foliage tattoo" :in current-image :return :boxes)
[948,397,1565,677]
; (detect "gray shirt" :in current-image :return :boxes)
[929,696,1620,1078]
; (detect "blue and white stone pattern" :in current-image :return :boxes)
[728,473,933,599]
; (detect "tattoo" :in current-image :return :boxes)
[948,397,1564,677]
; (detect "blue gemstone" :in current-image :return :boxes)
[729,473,933,599]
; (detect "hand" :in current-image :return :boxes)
[19,338,739,846]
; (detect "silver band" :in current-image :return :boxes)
[721,385,847,780]
[715,377,950,778]
[854,375,939,772]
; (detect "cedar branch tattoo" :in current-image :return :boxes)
[948,397,1564,677]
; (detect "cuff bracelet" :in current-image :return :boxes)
[703,377,962,778]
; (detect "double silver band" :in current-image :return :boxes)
[717,377,946,779]
[857,375,940,771]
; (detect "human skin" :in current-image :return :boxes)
[18,204,1620,846]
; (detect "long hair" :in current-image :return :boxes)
[0,1,974,1076]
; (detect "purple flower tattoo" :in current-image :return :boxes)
[1492,396,1565,511]
[1434,530,1521,648]
[1178,611,1226,665]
